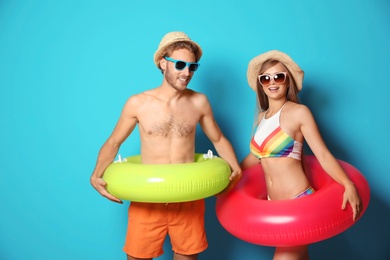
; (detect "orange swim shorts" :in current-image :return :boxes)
[123,199,208,258]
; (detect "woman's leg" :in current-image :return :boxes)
[273,245,309,260]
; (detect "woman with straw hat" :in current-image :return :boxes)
[240,50,362,259]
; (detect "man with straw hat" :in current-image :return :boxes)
[90,31,241,260]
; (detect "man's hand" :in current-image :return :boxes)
[215,169,242,196]
[90,177,123,204]
[229,169,242,181]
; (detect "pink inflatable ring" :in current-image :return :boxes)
[216,155,370,247]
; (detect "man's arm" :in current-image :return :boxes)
[90,96,139,203]
[197,94,241,182]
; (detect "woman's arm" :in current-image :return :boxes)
[298,105,362,220]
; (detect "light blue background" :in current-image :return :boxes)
[1,0,389,259]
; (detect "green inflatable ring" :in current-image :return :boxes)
[102,153,231,203]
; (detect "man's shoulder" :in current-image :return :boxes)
[123,91,152,109]
[183,90,211,111]
[185,89,207,99]
[128,89,155,101]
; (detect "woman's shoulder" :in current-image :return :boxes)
[284,102,314,123]
[286,101,311,114]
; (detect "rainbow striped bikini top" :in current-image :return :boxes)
[250,104,302,160]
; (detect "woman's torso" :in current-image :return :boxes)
[251,102,311,200]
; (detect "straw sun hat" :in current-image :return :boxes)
[154,31,203,69]
[247,50,304,92]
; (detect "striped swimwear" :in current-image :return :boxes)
[268,186,315,200]
[250,103,302,160]
[292,186,315,199]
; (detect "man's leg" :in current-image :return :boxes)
[173,253,198,260]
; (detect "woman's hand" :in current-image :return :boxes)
[342,183,362,221]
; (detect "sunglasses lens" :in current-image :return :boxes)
[274,73,286,84]
[175,61,186,70]
[189,64,199,72]
[259,73,286,86]
[259,75,271,86]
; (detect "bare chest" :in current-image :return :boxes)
[138,106,199,139]
[150,114,195,137]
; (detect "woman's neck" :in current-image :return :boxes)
[267,99,287,116]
